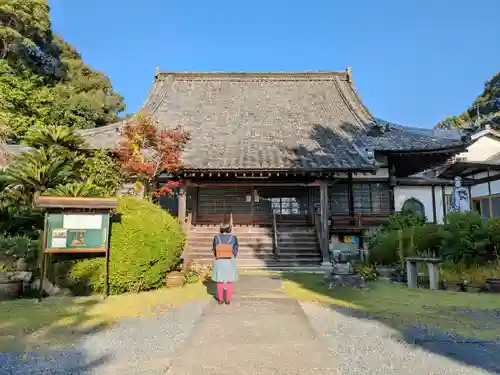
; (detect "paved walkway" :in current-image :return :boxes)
[167,275,339,375]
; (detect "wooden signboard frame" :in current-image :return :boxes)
[35,196,118,301]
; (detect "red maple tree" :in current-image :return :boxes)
[114,112,190,196]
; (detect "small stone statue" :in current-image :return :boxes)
[451,176,470,212]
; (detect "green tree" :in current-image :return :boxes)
[436,72,500,129]
[81,149,123,196]
[0,0,125,141]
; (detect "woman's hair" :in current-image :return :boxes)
[220,222,232,233]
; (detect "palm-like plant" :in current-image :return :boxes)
[3,148,80,203]
[44,180,103,197]
[22,125,88,154]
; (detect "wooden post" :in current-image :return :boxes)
[427,262,440,291]
[441,185,446,224]
[388,161,396,213]
[406,259,417,289]
[431,185,437,223]
[38,253,48,302]
[104,250,110,298]
[178,186,187,228]
[319,181,331,265]
[487,169,493,218]
[347,172,355,217]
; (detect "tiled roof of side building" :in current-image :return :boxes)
[79,69,468,171]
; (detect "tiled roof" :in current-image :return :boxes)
[80,70,468,171]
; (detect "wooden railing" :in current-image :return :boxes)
[272,211,280,261]
[329,212,390,231]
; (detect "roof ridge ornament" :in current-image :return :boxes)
[346,67,353,83]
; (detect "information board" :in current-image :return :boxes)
[46,213,110,252]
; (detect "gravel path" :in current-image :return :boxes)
[0,301,209,375]
[301,302,500,375]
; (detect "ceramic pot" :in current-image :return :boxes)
[165,271,185,288]
[485,278,500,293]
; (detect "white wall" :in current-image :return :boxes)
[457,135,500,161]
[394,185,453,224]
[336,168,389,180]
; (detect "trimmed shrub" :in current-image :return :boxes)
[65,197,185,294]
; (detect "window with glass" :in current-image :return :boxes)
[401,198,425,217]
[473,195,500,219]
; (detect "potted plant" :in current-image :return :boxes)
[359,263,378,282]
[440,267,463,292]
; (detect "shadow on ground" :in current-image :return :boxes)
[282,272,500,374]
[203,280,217,301]
[0,296,112,374]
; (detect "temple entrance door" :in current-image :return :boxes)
[253,186,309,225]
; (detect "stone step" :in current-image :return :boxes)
[201,258,322,268]
[187,237,318,245]
[189,251,320,259]
[187,244,319,254]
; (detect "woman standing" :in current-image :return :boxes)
[212,222,239,304]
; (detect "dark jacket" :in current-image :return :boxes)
[212,234,239,258]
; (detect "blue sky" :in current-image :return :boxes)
[48,0,499,128]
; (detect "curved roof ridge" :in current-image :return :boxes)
[156,71,350,81]
[331,75,366,129]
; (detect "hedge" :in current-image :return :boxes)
[65,197,185,295]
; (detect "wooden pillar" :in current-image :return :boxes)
[441,185,446,224]
[178,186,187,228]
[487,169,493,218]
[431,185,437,223]
[319,180,331,265]
[192,187,199,225]
[347,172,355,217]
[388,160,396,213]
[307,187,315,225]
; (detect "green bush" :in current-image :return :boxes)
[383,210,425,231]
[369,210,441,265]
[369,230,400,265]
[412,223,442,256]
[65,197,185,295]
[441,211,490,266]
[486,218,500,263]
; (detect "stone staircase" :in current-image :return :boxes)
[185,224,322,270]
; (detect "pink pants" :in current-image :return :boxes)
[216,282,232,302]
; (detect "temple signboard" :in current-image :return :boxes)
[46,213,110,252]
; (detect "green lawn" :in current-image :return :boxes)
[282,273,500,340]
[0,282,210,352]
